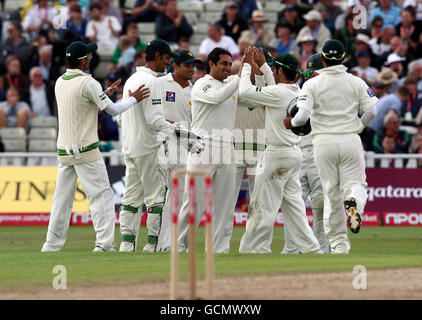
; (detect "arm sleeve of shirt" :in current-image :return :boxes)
[296,80,314,113]
[111,16,122,32]
[358,80,379,111]
[360,104,377,127]
[291,108,310,127]
[192,75,239,105]
[238,63,281,107]
[260,63,275,86]
[82,78,113,111]
[104,96,137,116]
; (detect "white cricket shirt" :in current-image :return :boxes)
[297,64,379,136]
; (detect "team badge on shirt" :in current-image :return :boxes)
[367,87,375,97]
[166,91,176,102]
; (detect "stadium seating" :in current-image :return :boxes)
[0,128,26,152]
[204,2,228,12]
[30,116,58,129]
[177,2,204,14]
[264,1,284,12]
[184,12,199,25]
[201,12,223,24]
[137,23,156,35]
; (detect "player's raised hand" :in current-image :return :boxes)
[129,84,150,103]
[253,47,266,67]
[243,46,254,65]
[104,79,122,96]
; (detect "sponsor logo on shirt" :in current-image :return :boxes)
[367,87,375,97]
[202,84,211,92]
[152,98,162,106]
[166,91,176,102]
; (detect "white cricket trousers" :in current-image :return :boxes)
[119,147,167,250]
[41,160,116,251]
[177,147,237,253]
[283,146,330,254]
[312,134,368,253]
[239,145,322,254]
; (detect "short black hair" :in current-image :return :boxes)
[145,50,163,62]
[66,58,81,69]
[275,65,297,81]
[206,47,231,73]
[89,3,101,11]
[275,22,291,34]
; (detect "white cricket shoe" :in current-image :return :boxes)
[119,242,135,252]
[93,246,116,252]
[143,242,157,253]
[41,243,61,252]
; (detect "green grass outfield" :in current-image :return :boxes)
[0,226,421,289]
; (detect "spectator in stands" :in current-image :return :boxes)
[334,13,358,56]
[369,26,395,59]
[240,10,274,48]
[373,112,411,153]
[28,66,57,118]
[2,56,30,104]
[234,0,258,21]
[351,51,379,84]
[178,37,191,51]
[122,0,165,32]
[369,86,410,134]
[237,34,254,57]
[115,36,136,68]
[217,1,249,44]
[22,0,56,40]
[395,6,422,57]
[375,67,400,93]
[269,23,299,55]
[193,61,206,84]
[198,23,240,61]
[30,45,62,85]
[414,131,422,167]
[0,77,6,102]
[109,23,147,72]
[374,135,397,167]
[115,48,146,85]
[0,22,31,73]
[58,0,81,22]
[61,3,89,42]
[296,9,331,52]
[406,60,422,91]
[370,16,384,40]
[400,75,422,123]
[384,52,406,79]
[0,87,30,129]
[86,3,122,49]
[278,4,305,37]
[93,0,123,25]
[371,80,387,99]
[155,0,193,44]
[314,0,343,33]
[344,33,376,70]
[369,0,402,28]
[98,111,119,145]
[296,35,317,69]
[403,0,422,21]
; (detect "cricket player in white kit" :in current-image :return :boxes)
[285,40,378,254]
[41,41,149,252]
[119,40,204,252]
[238,48,322,254]
[177,47,240,253]
[282,53,330,254]
[156,50,202,252]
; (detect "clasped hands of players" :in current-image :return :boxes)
[104,78,151,103]
[239,46,267,77]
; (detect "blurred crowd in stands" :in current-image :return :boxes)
[0,0,421,165]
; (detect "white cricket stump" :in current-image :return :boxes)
[170,169,214,300]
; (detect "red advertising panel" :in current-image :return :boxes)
[366,168,422,212]
[383,212,422,226]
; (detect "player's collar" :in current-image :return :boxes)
[317,64,347,74]
[136,66,159,77]
[65,68,90,76]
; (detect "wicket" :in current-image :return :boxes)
[170,169,214,300]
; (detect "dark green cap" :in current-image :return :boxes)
[65,41,97,61]
[172,50,202,64]
[306,53,324,72]
[262,48,274,65]
[145,39,179,58]
[321,39,346,61]
[268,53,300,71]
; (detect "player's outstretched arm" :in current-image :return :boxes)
[104,84,150,116]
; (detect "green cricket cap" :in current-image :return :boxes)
[145,39,179,58]
[321,39,346,61]
[268,53,300,71]
[65,41,97,61]
[172,50,202,64]
[262,48,274,65]
[306,53,324,72]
